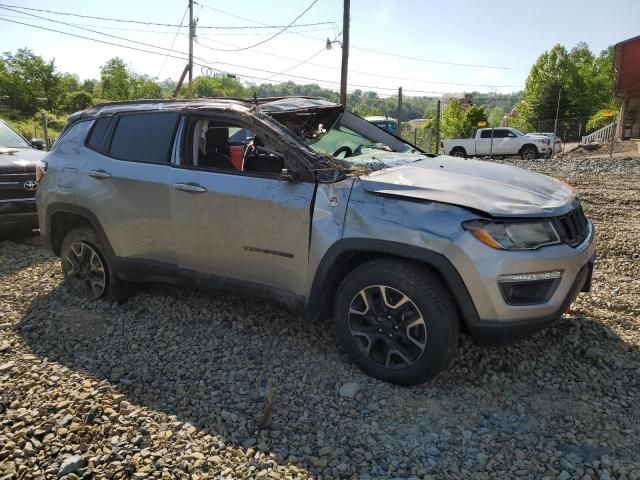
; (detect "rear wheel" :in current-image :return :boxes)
[521,145,539,160]
[450,147,467,158]
[60,227,130,302]
[334,259,460,385]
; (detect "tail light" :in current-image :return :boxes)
[35,160,48,183]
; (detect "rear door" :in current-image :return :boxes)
[77,111,180,266]
[169,112,316,297]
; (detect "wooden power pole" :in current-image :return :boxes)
[188,0,194,98]
[340,0,350,106]
[397,86,403,132]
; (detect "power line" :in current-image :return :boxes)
[0,7,188,56]
[191,0,319,52]
[0,16,468,97]
[196,3,512,70]
[156,6,189,78]
[195,36,523,89]
[0,3,336,30]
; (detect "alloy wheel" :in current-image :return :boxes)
[63,241,107,300]
[347,285,427,369]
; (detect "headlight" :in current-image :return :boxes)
[463,220,561,250]
[538,138,550,144]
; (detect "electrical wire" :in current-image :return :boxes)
[191,0,319,52]
[195,36,523,89]
[156,6,189,78]
[0,3,336,30]
[196,3,512,70]
[0,16,499,97]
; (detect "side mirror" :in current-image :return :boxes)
[280,168,300,181]
[30,139,46,150]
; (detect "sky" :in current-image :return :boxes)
[1,0,639,98]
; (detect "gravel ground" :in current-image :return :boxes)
[1,155,639,480]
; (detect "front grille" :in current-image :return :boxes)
[0,172,37,200]
[553,206,589,247]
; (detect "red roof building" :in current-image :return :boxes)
[615,35,640,139]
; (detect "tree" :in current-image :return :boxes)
[99,58,131,100]
[487,106,505,127]
[464,105,488,135]
[440,99,467,139]
[63,91,94,112]
[516,42,615,135]
[0,48,61,114]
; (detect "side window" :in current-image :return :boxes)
[109,112,179,163]
[186,119,284,176]
[480,129,493,139]
[493,129,508,138]
[86,117,112,151]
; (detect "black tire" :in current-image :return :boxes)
[334,259,460,385]
[60,226,131,302]
[450,147,467,158]
[520,145,539,160]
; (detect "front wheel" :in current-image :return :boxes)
[334,259,460,385]
[521,145,539,160]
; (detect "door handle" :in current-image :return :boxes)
[173,183,207,193]
[87,169,111,180]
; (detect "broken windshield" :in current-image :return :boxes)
[267,107,421,172]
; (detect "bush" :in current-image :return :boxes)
[586,109,617,132]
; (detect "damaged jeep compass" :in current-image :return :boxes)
[37,97,595,385]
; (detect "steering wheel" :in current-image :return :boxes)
[333,146,353,158]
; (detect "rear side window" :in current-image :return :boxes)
[109,112,179,163]
[86,117,112,151]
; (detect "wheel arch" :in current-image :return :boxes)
[306,239,479,329]
[519,143,538,153]
[45,203,115,257]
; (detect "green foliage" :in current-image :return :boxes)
[516,42,615,133]
[587,109,617,131]
[63,91,94,112]
[487,106,506,127]
[441,99,487,138]
[0,48,61,114]
[441,99,467,138]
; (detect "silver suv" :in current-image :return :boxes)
[37,97,596,385]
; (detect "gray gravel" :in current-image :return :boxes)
[1,155,639,479]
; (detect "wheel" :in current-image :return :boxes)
[334,259,460,385]
[521,145,538,160]
[450,147,466,158]
[60,227,130,302]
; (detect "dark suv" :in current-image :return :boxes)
[0,119,45,234]
[37,97,595,385]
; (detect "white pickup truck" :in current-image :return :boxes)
[441,128,551,160]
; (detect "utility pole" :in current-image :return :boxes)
[340,0,350,106]
[188,0,195,98]
[551,87,561,157]
[41,111,49,150]
[397,86,403,133]
[435,100,441,154]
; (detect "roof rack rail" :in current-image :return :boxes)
[92,95,319,110]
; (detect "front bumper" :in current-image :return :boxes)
[449,219,596,344]
[466,256,594,345]
[0,198,38,229]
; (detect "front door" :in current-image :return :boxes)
[170,114,316,297]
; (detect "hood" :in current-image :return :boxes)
[0,148,46,174]
[359,155,577,217]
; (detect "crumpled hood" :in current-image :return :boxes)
[0,148,46,173]
[359,155,577,217]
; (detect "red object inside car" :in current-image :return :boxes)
[229,145,244,171]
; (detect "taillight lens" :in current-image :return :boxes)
[35,160,48,183]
